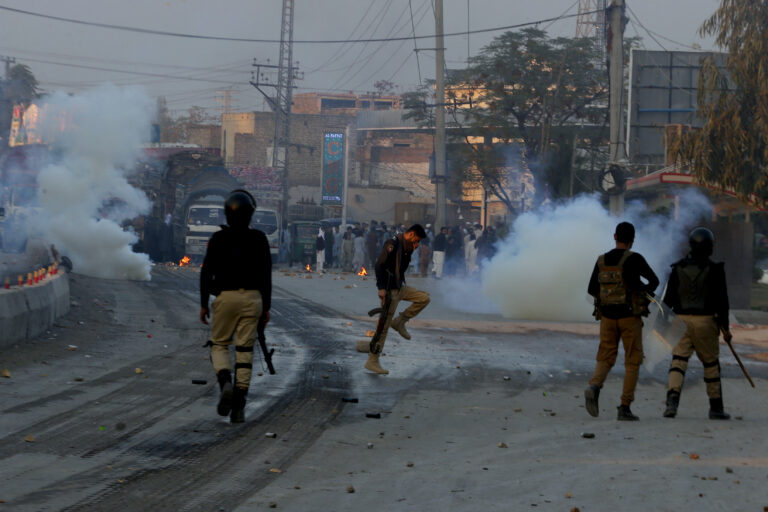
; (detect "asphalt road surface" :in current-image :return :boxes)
[1,267,767,511]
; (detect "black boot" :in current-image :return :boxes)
[708,397,730,420]
[230,387,247,423]
[216,370,233,417]
[584,385,600,417]
[617,404,639,421]
[663,390,680,418]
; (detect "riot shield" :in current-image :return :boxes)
[642,295,687,371]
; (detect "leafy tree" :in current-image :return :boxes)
[156,100,217,143]
[4,64,39,104]
[373,79,395,96]
[670,0,768,204]
[404,28,609,212]
[0,63,39,146]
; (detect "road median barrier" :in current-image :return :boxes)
[0,273,69,348]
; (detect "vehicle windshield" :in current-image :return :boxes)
[188,207,224,226]
[251,210,278,234]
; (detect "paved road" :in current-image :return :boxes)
[1,267,766,511]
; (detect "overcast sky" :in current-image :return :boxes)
[0,0,722,116]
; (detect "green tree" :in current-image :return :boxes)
[404,29,609,211]
[4,64,39,104]
[671,0,768,204]
[156,101,217,143]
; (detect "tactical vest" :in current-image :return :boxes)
[676,262,711,311]
[597,250,632,306]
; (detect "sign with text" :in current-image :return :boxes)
[321,131,344,205]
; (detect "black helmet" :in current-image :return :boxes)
[224,189,256,227]
[689,226,714,259]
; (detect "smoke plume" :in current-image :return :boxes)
[442,190,712,323]
[33,84,154,280]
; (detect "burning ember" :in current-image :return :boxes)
[357,267,368,276]
[305,264,311,272]
[179,256,191,267]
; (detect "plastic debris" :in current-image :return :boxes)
[269,468,282,474]
[1,369,10,378]
[498,442,508,448]
[342,397,359,403]
[581,432,595,439]
[347,485,355,493]
[265,432,277,438]
[134,368,143,374]
[191,379,207,385]
[24,434,35,443]
[366,413,381,419]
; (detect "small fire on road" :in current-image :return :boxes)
[357,267,368,276]
[305,264,311,273]
[179,256,191,267]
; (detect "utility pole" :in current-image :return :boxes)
[251,0,299,227]
[341,123,350,228]
[0,55,16,79]
[607,0,626,214]
[434,0,447,230]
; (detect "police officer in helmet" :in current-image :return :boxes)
[661,227,732,420]
[200,189,272,423]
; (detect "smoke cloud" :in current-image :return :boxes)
[442,190,712,323]
[33,84,154,280]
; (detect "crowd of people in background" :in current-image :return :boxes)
[280,218,507,278]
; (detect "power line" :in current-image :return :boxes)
[333,0,426,91]
[409,0,423,85]
[304,0,379,72]
[329,0,403,91]
[16,56,245,85]
[353,0,433,90]
[0,4,596,44]
[0,44,253,74]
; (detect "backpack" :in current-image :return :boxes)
[597,250,632,306]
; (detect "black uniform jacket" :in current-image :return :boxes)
[663,256,729,329]
[375,235,411,291]
[200,226,272,311]
[588,248,659,319]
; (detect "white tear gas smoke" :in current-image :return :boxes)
[33,85,153,280]
[441,190,712,326]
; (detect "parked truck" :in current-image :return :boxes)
[136,149,243,262]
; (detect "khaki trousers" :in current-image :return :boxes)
[589,316,644,405]
[210,290,263,389]
[667,314,721,398]
[371,285,430,354]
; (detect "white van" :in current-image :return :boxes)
[251,208,280,260]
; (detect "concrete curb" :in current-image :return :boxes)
[0,273,69,348]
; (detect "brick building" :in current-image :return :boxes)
[292,92,400,116]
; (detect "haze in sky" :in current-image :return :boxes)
[0,0,722,116]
